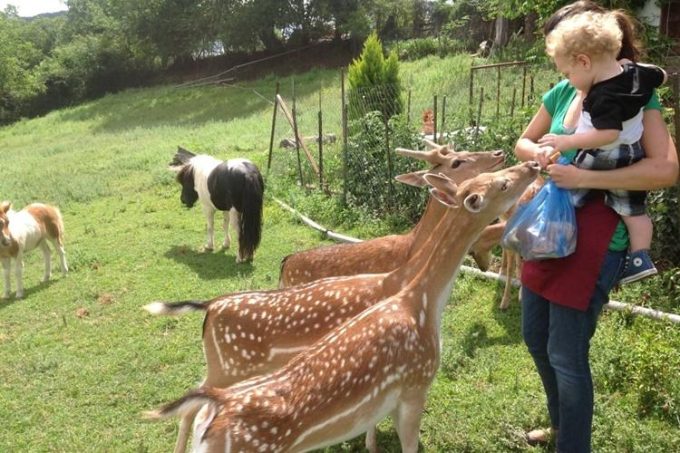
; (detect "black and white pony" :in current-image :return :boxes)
[170,147,264,263]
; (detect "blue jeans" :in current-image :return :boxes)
[521,249,626,453]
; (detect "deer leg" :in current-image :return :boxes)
[40,241,52,282]
[514,255,523,304]
[500,249,515,310]
[2,257,10,299]
[365,426,378,453]
[393,391,427,453]
[174,406,201,453]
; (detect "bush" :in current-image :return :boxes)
[345,111,425,224]
[348,33,403,121]
[595,317,680,422]
[649,186,680,269]
[391,37,468,61]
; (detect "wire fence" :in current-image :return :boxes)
[266,61,680,211]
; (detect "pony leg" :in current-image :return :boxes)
[222,211,231,249]
[229,209,243,262]
[40,241,52,282]
[2,257,10,299]
[55,238,68,274]
[14,251,24,299]
[202,207,215,251]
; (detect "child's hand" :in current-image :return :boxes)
[538,133,571,152]
[532,146,554,169]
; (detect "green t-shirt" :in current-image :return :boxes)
[541,79,662,251]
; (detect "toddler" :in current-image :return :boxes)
[538,10,666,284]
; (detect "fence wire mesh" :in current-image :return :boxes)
[266,62,679,221]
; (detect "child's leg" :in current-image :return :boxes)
[621,214,653,252]
[619,214,657,285]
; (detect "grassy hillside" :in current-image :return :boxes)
[0,55,678,452]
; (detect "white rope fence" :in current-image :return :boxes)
[274,197,680,324]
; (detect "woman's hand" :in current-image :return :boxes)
[547,162,584,189]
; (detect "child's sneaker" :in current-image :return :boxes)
[619,249,657,285]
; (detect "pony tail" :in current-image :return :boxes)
[239,165,264,261]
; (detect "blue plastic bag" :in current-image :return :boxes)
[501,159,577,260]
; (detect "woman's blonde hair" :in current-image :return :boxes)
[545,11,623,62]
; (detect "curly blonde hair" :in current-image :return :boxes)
[545,11,622,62]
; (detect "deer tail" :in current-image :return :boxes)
[143,300,208,316]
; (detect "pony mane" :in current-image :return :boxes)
[175,163,194,185]
[170,146,196,168]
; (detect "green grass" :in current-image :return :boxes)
[1,55,679,452]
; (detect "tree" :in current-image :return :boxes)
[347,32,403,121]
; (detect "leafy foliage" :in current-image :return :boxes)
[345,112,425,223]
[649,186,680,270]
[348,33,403,121]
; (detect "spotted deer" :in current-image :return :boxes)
[145,161,541,452]
[144,145,505,453]
[278,141,506,288]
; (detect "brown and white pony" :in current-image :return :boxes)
[0,202,68,299]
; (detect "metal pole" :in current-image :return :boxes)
[292,79,304,188]
[433,95,438,144]
[474,87,484,145]
[407,89,412,124]
[318,89,323,191]
[510,87,516,118]
[441,95,447,142]
[385,121,394,210]
[521,65,527,108]
[340,69,347,203]
[342,103,348,206]
[266,81,280,176]
[469,64,475,125]
[496,65,501,120]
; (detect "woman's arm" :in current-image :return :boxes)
[514,104,554,168]
[548,109,679,190]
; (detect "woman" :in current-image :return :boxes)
[513,2,679,452]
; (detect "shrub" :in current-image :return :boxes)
[345,111,425,224]
[594,317,680,422]
[649,186,680,269]
[348,33,403,121]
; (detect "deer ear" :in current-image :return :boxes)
[428,188,458,207]
[424,173,459,207]
[463,193,486,213]
[395,170,428,187]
